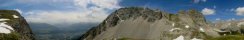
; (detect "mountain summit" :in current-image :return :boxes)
[0,10,34,40]
[80,7,218,40]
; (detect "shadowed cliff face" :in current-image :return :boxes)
[0,10,34,40]
[80,7,217,40]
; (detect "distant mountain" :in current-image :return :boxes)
[80,7,220,40]
[213,20,244,35]
[29,22,99,40]
[62,23,99,40]
[0,10,34,40]
[29,22,60,34]
[64,23,98,33]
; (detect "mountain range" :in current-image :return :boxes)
[1,7,244,40]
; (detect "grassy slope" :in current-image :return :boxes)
[0,32,21,40]
[206,35,244,40]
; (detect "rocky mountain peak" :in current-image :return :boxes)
[80,7,214,40]
[0,10,34,40]
[105,7,163,26]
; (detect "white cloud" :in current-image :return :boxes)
[90,0,121,9]
[193,0,207,3]
[25,10,108,25]
[74,0,120,10]
[227,18,236,21]
[216,18,221,20]
[74,0,90,9]
[25,0,121,25]
[201,8,215,15]
[14,9,22,14]
[235,7,244,16]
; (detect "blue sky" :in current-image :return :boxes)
[0,0,244,25]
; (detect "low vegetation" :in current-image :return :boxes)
[0,32,20,40]
[206,35,244,40]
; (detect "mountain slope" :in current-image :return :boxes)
[29,22,61,40]
[0,10,34,40]
[29,22,60,34]
[80,7,218,40]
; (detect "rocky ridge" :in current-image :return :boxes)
[80,7,218,40]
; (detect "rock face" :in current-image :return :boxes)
[0,10,34,40]
[80,7,216,40]
[213,20,244,35]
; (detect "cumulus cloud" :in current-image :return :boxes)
[25,0,121,25]
[25,10,108,25]
[235,7,244,16]
[74,0,120,10]
[90,0,121,9]
[201,8,215,15]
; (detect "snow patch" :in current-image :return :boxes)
[13,15,19,18]
[200,27,204,32]
[0,22,14,34]
[174,35,184,40]
[185,25,189,28]
[191,38,202,40]
[172,23,175,27]
[0,27,11,34]
[170,28,182,32]
[213,28,227,32]
[0,19,10,21]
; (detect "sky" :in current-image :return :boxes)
[0,0,244,25]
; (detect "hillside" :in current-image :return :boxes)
[80,7,220,40]
[0,10,34,40]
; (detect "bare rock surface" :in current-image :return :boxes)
[80,7,218,40]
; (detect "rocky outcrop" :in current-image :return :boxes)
[0,10,34,40]
[80,7,217,40]
[213,20,244,35]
